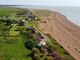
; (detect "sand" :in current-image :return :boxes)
[32,9,80,60]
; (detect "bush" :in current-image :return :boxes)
[24,40,34,50]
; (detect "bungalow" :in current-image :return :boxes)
[26,26,46,45]
[27,12,38,21]
[28,12,32,16]
[26,26,35,30]
[19,20,25,26]
[39,39,46,46]
[26,26,36,34]
[37,33,46,46]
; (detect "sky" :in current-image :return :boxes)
[0,0,80,6]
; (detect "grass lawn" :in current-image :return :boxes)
[0,35,31,60]
[10,24,19,36]
[45,34,75,60]
[27,21,34,26]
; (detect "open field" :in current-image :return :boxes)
[0,36,31,60]
[0,6,16,16]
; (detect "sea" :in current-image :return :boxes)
[13,5,80,26]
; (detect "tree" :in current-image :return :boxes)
[34,53,40,60]
[24,40,35,50]
[44,56,54,60]
[48,45,54,55]
[0,22,11,36]
[31,48,40,60]
[31,48,40,54]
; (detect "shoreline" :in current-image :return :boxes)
[12,5,80,26]
[32,10,80,60]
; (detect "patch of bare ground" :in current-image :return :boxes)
[32,9,80,60]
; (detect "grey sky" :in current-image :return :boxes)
[0,0,80,6]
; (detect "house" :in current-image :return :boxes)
[36,33,46,46]
[26,26,46,45]
[19,20,25,26]
[28,12,32,16]
[27,12,33,20]
[26,26,36,34]
[39,39,46,46]
[27,12,37,21]
[27,26,35,30]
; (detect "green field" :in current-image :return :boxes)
[0,36,31,60]
[0,23,31,60]
[0,6,16,16]
[0,6,32,60]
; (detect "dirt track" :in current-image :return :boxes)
[32,10,80,60]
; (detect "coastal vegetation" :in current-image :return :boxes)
[0,6,75,60]
[45,34,75,60]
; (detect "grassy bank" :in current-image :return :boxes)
[45,34,75,60]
